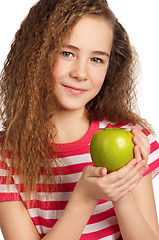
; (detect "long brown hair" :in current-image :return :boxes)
[0,0,152,198]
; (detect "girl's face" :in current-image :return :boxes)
[52,16,113,112]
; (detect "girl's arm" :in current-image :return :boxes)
[0,201,41,240]
[113,174,159,240]
[113,126,159,240]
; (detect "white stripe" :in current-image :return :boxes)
[54,153,92,167]
[48,172,82,184]
[92,201,113,215]
[99,232,121,240]
[99,120,133,131]
[147,133,156,144]
[28,208,63,220]
[0,169,8,176]
[148,148,159,164]
[36,225,50,235]
[83,216,118,234]
[0,184,18,193]
[120,123,132,131]
[20,191,72,201]
[99,119,109,128]
[151,167,159,179]
[59,172,82,183]
[13,172,82,185]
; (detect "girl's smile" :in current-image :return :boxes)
[52,16,113,112]
[62,84,87,95]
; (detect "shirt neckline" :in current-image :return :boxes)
[52,120,99,153]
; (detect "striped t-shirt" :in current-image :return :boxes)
[0,119,159,240]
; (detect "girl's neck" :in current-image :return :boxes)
[52,108,90,144]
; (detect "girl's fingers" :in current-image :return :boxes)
[112,158,148,189]
[133,138,150,161]
[123,159,148,181]
[117,162,149,196]
[134,145,142,162]
[131,126,150,161]
[110,161,148,201]
[131,126,149,146]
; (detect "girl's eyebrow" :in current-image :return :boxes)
[92,50,110,58]
[63,44,110,57]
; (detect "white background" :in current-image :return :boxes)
[0,0,159,239]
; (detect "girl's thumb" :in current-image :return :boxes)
[83,165,107,177]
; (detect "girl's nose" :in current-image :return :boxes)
[70,59,88,81]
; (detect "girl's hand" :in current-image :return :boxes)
[131,125,150,162]
[76,156,148,203]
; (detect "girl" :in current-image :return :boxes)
[0,0,159,239]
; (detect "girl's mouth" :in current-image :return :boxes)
[62,85,86,95]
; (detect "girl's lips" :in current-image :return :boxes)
[62,85,86,95]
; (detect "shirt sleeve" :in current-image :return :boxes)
[136,125,159,178]
[0,155,22,201]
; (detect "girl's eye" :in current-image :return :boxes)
[61,51,73,58]
[91,57,103,63]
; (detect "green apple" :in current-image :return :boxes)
[90,127,135,172]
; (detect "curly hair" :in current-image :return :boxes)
[0,0,152,199]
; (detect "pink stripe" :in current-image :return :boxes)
[150,140,159,154]
[144,158,159,176]
[17,182,76,193]
[87,207,116,224]
[24,199,68,210]
[40,233,44,239]
[141,128,150,136]
[32,216,57,228]
[56,146,90,158]
[40,162,92,176]
[0,176,13,184]
[80,224,120,240]
[114,122,130,128]
[35,182,77,192]
[0,192,21,201]
[0,160,9,170]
